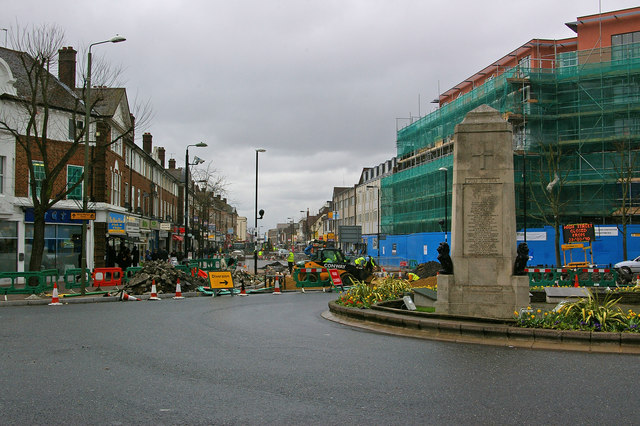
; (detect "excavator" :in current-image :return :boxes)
[294,247,376,286]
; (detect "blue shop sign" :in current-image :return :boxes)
[24,208,83,224]
[108,212,126,234]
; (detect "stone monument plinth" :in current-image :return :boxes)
[436,105,529,319]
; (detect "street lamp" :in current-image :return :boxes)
[184,142,207,260]
[300,210,307,244]
[438,167,448,242]
[366,185,380,264]
[254,148,266,275]
[80,35,126,296]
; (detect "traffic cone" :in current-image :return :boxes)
[48,282,62,306]
[121,292,141,301]
[149,280,161,300]
[636,274,640,287]
[173,279,185,299]
[273,274,282,295]
[573,274,580,288]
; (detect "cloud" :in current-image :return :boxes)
[4,0,639,233]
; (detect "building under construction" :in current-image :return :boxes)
[382,7,640,239]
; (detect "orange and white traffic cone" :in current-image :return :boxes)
[149,280,161,300]
[636,274,640,287]
[273,274,282,295]
[573,274,580,288]
[49,282,62,306]
[239,280,248,296]
[121,292,141,301]
[173,279,185,299]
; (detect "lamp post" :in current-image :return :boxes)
[80,35,126,296]
[184,142,207,260]
[288,217,294,251]
[254,148,266,275]
[300,210,307,244]
[438,167,448,242]
[366,185,380,264]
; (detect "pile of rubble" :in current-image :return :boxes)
[122,261,209,295]
[412,261,442,278]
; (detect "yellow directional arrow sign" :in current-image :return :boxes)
[71,212,96,220]
[207,271,234,289]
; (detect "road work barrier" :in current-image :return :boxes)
[92,267,123,287]
[194,257,225,271]
[63,268,93,289]
[123,267,142,284]
[526,267,619,287]
[293,268,346,291]
[0,270,58,295]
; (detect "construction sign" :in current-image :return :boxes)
[207,271,234,289]
[328,269,343,287]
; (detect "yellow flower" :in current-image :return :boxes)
[514,311,519,316]
[537,309,542,313]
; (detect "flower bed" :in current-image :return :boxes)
[516,289,640,332]
[335,277,413,309]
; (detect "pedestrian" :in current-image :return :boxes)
[132,246,139,267]
[106,241,116,267]
[287,249,295,275]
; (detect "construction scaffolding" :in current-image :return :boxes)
[384,43,640,235]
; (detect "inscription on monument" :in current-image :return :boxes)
[463,182,502,256]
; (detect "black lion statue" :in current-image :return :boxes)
[437,242,453,275]
[513,242,529,276]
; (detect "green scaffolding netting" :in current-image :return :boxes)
[385,43,640,235]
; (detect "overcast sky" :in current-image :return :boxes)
[4,0,639,234]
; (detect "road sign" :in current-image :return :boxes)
[71,212,96,220]
[328,269,342,286]
[207,271,234,289]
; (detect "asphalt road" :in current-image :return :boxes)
[1,293,639,425]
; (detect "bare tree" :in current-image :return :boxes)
[191,162,228,252]
[529,144,571,267]
[611,139,639,261]
[0,23,150,272]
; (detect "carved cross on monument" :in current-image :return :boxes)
[471,145,494,170]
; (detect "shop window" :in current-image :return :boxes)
[24,223,82,272]
[0,221,17,272]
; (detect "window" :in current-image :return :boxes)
[66,165,83,200]
[612,31,640,61]
[124,182,129,205]
[111,170,120,206]
[0,155,5,194]
[68,119,83,140]
[30,161,45,198]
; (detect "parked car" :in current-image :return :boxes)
[230,250,245,260]
[277,248,289,257]
[614,256,640,277]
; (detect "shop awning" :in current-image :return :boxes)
[172,234,184,241]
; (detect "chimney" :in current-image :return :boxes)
[142,133,152,154]
[168,158,176,169]
[158,147,166,168]
[58,46,77,90]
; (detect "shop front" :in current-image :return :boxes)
[24,208,84,273]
